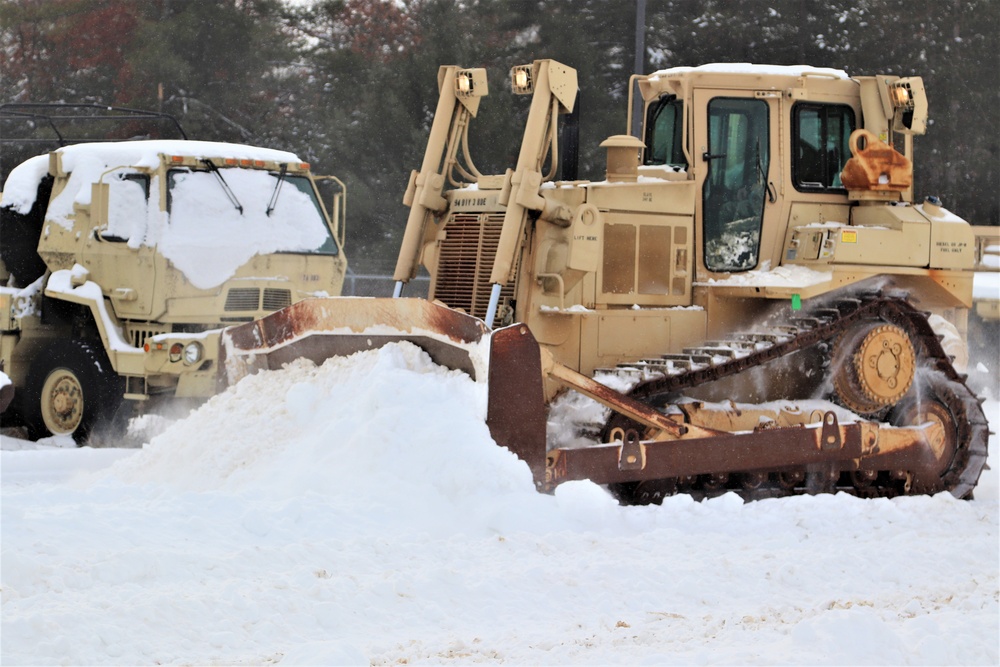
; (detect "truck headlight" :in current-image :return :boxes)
[183,342,203,365]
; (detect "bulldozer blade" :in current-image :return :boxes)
[545,417,945,493]
[486,324,548,487]
[485,325,953,495]
[220,297,489,386]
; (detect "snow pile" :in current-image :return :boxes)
[111,343,536,524]
[2,342,997,666]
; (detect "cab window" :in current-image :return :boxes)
[104,173,150,243]
[793,104,855,191]
[644,95,686,169]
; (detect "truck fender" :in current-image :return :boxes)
[43,265,141,372]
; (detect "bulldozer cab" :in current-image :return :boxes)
[637,66,865,282]
[636,66,934,289]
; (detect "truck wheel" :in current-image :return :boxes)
[23,340,124,444]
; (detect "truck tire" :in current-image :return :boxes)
[0,174,52,287]
[22,340,125,444]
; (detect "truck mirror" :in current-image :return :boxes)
[314,175,347,248]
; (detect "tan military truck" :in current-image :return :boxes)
[1,140,347,441]
[222,60,988,503]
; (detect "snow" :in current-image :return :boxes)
[0,274,45,319]
[2,342,998,665]
[0,154,49,214]
[46,265,137,352]
[1,140,331,290]
[698,261,833,288]
[156,168,331,289]
[540,304,594,313]
[1,140,301,217]
[975,270,999,302]
[648,63,851,81]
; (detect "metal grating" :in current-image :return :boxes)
[126,324,171,349]
[431,213,515,320]
[262,288,292,311]
[224,288,260,311]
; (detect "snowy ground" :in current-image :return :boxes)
[2,342,998,666]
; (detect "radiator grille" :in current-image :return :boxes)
[224,288,260,311]
[262,288,292,311]
[126,324,171,349]
[431,213,515,320]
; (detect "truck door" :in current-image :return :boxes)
[82,172,158,320]
[693,92,778,277]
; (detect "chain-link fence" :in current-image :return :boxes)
[341,268,430,298]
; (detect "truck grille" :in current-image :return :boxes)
[224,288,292,312]
[262,288,292,311]
[126,324,171,349]
[431,213,515,320]
[225,288,260,311]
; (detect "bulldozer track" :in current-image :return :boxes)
[595,293,990,503]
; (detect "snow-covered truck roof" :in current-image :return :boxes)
[2,140,305,215]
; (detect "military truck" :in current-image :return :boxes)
[1,139,348,441]
[221,60,988,502]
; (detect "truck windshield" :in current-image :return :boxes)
[167,168,338,256]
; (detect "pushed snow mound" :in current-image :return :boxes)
[109,342,536,506]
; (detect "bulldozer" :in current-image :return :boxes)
[222,60,989,503]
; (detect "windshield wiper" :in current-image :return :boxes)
[266,163,288,217]
[200,158,244,215]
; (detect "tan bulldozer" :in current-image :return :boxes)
[223,60,988,503]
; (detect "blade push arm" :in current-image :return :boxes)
[485,60,578,327]
[393,66,488,294]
